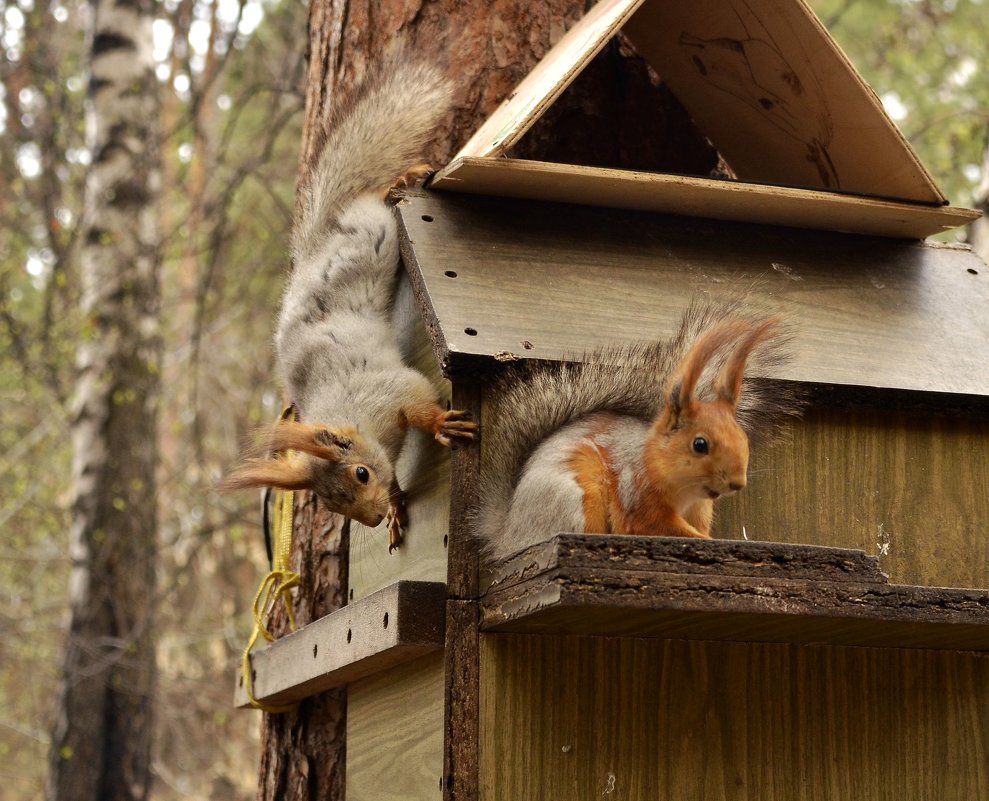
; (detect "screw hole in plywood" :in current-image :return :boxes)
[346,628,352,644]
[422,214,434,222]
[443,534,448,548]
[383,612,389,629]
[444,270,457,278]
[313,643,318,658]
[521,340,533,350]
[968,268,979,275]
[464,327,478,336]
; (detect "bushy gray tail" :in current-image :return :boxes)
[292,55,453,263]
[474,296,804,550]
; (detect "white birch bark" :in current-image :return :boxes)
[47,0,161,798]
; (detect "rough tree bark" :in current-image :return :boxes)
[255,3,717,800]
[46,0,161,799]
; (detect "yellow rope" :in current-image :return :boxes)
[241,406,301,713]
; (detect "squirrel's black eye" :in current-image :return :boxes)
[355,466,370,484]
[692,436,709,455]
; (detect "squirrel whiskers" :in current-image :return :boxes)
[476,298,802,561]
[225,56,475,550]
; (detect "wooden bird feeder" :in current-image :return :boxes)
[236,1,989,799]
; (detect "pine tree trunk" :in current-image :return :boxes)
[256,3,716,800]
[46,0,161,798]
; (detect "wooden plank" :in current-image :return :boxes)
[443,601,480,801]
[348,273,451,602]
[432,158,976,239]
[347,652,445,801]
[445,382,482,600]
[395,190,989,399]
[480,634,989,800]
[480,536,989,650]
[235,581,445,709]
[716,408,989,590]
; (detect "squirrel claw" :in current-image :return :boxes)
[385,492,408,552]
[434,409,477,447]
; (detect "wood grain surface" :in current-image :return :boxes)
[716,408,989,589]
[479,634,989,801]
[347,652,445,801]
[396,190,988,397]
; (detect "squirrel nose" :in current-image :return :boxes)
[728,481,745,493]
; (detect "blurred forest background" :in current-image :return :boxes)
[1,0,986,797]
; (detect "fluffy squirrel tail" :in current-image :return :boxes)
[292,54,454,264]
[474,296,804,553]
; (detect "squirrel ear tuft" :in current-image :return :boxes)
[716,318,779,408]
[219,456,313,492]
[269,420,352,462]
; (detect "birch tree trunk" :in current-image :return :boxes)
[256,3,717,799]
[46,0,161,798]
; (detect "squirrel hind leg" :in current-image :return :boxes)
[381,163,434,200]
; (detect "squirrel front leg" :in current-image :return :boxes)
[385,478,408,553]
[403,400,477,447]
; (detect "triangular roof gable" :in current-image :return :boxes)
[434,0,980,238]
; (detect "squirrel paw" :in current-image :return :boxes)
[386,492,409,553]
[433,409,477,447]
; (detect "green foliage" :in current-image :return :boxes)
[813,0,989,207]
[0,0,306,796]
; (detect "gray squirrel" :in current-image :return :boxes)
[476,298,803,562]
[226,57,475,550]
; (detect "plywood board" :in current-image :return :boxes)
[480,536,989,650]
[432,158,976,239]
[623,0,943,200]
[716,408,989,590]
[480,634,989,800]
[347,652,445,801]
[235,581,445,709]
[348,274,451,602]
[396,190,989,399]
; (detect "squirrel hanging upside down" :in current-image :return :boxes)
[475,299,803,562]
[224,57,475,551]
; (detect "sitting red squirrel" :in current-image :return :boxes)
[476,300,803,561]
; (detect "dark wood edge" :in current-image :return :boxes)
[447,382,483,600]
[438,352,989,415]
[479,536,989,650]
[235,580,446,709]
[394,196,454,375]
[483,535,884,593]
[443,600,480,801]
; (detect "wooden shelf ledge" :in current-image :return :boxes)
[481,536,989,650]
[235,580,445,709]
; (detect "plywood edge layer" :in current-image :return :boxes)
[480,536,989,650]
[234,580,446,709]
[432,158,979,239]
